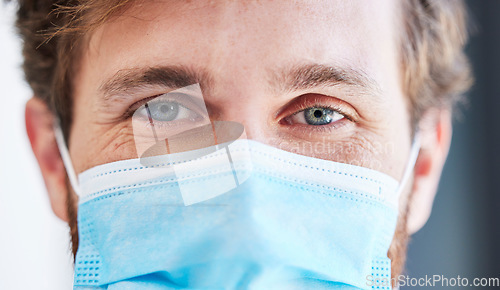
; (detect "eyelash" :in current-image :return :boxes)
[278,94,356,123]
[290,103,351,121]
[122,94,163,120]
[123,93,355,129]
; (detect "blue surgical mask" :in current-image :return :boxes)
[54,124,419,290]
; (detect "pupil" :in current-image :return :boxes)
[160,105,171,113]
[313,109,323,118]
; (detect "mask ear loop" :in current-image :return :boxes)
[395,131,421,197]
[53,120,81,196]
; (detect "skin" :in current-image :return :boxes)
[25,0,452,278]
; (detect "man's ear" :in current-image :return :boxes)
[407,109,453,234]
[25,97,69,222]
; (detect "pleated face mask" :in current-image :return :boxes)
[54,84,420,290]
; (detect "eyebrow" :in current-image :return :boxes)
[99,63,383,104]
[100,66,209,101]
[269,63,383,98]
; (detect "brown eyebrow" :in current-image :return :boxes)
[99,63,383,104]
[270,63,383,98]
[99,66,209,101]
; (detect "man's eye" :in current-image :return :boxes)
[286,107,345,125]
[138,100,201,123]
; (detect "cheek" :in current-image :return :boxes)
[267,130,401,178]
[333,133,405,179]
[336,135,398,175]
[72,123,137,174]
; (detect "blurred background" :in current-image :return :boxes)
[0,3,74,290]
[0,1,498,289]
[404,1,500,288]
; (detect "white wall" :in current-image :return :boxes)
[0,3,74,290]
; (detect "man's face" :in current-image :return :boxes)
[69,0,412,272]
[71,0,411,179]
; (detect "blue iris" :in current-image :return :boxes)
[304,107,334,125]
[147,101,179,122]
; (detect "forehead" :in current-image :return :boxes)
[82,0,401,93]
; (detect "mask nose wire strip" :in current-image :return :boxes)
[53,121,82,196]
[395,132,421,197]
